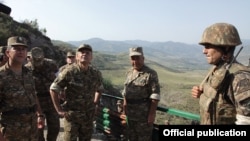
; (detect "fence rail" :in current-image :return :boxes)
[96,93,200,140]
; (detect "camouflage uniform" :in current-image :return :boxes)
[25,47,60,141]
[50,61,103,141]
[197,23,250,125]
[122,47,160,141]
[0,37,39,141]
[200,62,250,124]
[57,51,76,105]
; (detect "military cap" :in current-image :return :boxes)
[77,44,92,52]
[31,47,44,59]
[67,51,75,57]
[129,47,143,56]
[7,36,28,47]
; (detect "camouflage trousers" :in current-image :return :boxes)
[63,110,95,141]
[125,120,153,141]
[0,114,39,141]
[38,96,60,141]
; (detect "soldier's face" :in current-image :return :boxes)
[203,45,223,65]
[6,46,27,64]
[32,58,44,67]
[130,55,144,70]
[76,49,92,64]
[66,56,76,64]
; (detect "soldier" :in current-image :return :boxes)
[122,47,160,141]
[191,23,250,125]
[0,46,8,67]
[0,36,44,140]
[25,47,60,141]
[50,44,103,141]
[58,51,76,73]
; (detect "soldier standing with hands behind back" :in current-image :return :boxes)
[25,47,60,141]
[122,47,160,141]
[0,36,44,141]
[191,23,250,125]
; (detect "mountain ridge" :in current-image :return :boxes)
[66,38,250,70]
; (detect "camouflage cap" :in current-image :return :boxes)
[77,44,92,52]
[129,47,143,56]
[31,47,44,59]
[199,23,242,47]
[7,36,28,47]
[67,51,75,57]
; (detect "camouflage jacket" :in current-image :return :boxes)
[200,61,250,125]
[25,58,58,97]
[58,64,69,74]
[122,65,160,121]
[0,63,37,112]
[51,63,103,112]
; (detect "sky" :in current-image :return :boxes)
[3,0,250,44]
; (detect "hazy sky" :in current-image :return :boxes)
[3,0,250,44]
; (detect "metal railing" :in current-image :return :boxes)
[95,93,200,140]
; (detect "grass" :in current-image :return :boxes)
[100,61,208,125]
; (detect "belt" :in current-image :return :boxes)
[126,98,149,104]
[2,106,36,115]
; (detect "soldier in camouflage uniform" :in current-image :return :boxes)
[25,47,60,141]
[58,51,76,73]
[50,44,103,141]
[0,36,44,141]
[122,47,160,141]
[191,23,250,125]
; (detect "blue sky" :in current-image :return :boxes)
[3,0,250,44]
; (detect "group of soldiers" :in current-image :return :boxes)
[0,36,103,141]
[0,22,250,141]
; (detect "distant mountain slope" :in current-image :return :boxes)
[68,38,250,70]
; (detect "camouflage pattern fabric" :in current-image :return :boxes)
[199,23,242,46]
[58,63,71,74]
[51,63,103,141]
[0,63,39,141]
[122,65,160,141]
[199,61,250,125]
[124,120,153,141]
[25,58,60,141]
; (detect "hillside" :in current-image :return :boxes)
[68,38,250,70]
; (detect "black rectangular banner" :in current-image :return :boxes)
[158,125,249,140]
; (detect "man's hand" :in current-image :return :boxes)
[191,86,203,98]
